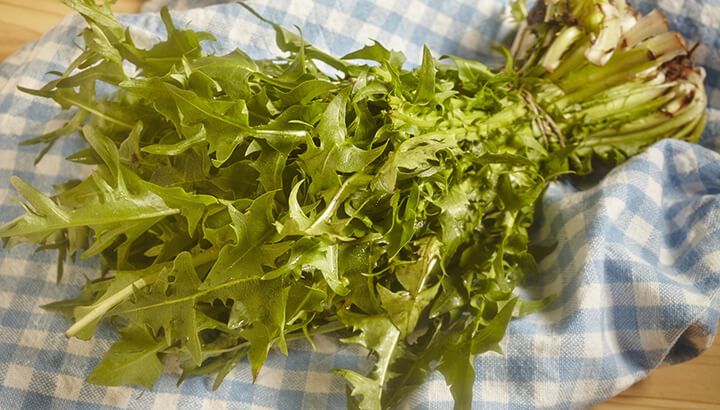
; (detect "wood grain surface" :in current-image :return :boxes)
[596,336,720,409]
[0,1,718,408]
[0,0,143,60]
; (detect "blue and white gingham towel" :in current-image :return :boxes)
[0,1,719,408]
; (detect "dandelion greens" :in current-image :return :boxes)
[0,0,707,408]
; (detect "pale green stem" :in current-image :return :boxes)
[308,174,363,231]
[542,26,583,72]
[64,247,221,338]
[65,274,157,338]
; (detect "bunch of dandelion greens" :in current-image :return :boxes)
[0,0,706,408]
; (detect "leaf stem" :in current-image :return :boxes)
[65,274,157,338]
[254,129,309,138]
[219,320,348,354]
[308,174,363,231]
[64,247,221,338]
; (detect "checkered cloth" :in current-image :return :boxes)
[0,0,719,408]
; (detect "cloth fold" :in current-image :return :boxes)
[0,1,718,408]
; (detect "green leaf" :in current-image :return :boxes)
[0,173,177,241]
[249,139,294,193]
[279,80,337,108]
[231,277,288,378]
[139,7,215,76]
[112,260,287,379]
[141,180,217,234]
[62,0,125,41]
[192,51,257,99]
[471,297,518,355]
[385,183,421,259]
[374,131,458,192]
[213,348,248,390]
[300,89,384,197]
[342,40,406,69]
[238,2,350,74]
[342,241,383,314]
[414,46,436,104]
[377,282,439,336]
[437,328,475,410]
[436,185,472,259]
[86,325,167,389]
[301,240,351,296]
[337,311,403,410]
[21,109,89,164]
[203,192,277,286]
[497,174,523,211]
[277,28,307,82]
[121,77,252,166]
[515,295,555,318]
[20,85,135,130]
[444,55,494,89]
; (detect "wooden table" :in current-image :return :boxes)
[0,0,143,60]
[1,1,719,408]
[597,338,720,409]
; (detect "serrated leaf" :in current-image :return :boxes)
[337,311,403,410]
[202,192,276,287]
[414,46,436,104]
[437,328,475,410]
[86,325,167,389]
[471,297,518,355]
[377,282,439,336]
